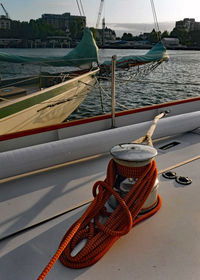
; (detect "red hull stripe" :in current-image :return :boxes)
[1,96,200,142]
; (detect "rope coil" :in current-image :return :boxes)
[38,158,161,279]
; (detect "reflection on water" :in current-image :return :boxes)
[0,48,200,120]
[69,49,200,120]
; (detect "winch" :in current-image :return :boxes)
[109,143,159,213]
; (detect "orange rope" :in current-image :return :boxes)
[38,159,161,279]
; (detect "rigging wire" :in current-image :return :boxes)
[79,0,85,16]
[76,0,82,16]
[76,0,85,17]
[96,77,105,113]
[96,79,129,110]
[150,0,161,41]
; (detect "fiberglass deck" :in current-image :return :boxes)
[0,129,200,280]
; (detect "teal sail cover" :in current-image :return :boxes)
[0,28,99,67]
[102,42,168,69]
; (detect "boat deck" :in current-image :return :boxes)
[0,129,200,279]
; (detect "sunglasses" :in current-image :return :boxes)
[162,171,192,185]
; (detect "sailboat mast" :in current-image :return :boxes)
[150,0,161,41]
[96,0,104,28]
[102,17,105,47]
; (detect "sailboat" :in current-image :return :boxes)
[0,0,168,136]
[1,2,200,279]
[95,0,168,75]
[100,41,169,74]
[0,28,99,135]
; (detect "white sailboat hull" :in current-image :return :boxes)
[0,69,98,135]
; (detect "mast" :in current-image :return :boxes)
[102,17,105,47]
[96,0,104,29]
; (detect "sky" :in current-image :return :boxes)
[1,0,200,36]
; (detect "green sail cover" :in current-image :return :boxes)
[0,28,99,67]
[102,42,168,69]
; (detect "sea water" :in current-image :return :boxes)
[0,48,200,120]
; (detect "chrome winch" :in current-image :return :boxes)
[108,143,159,213]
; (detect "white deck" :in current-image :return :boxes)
[0,130,200,279]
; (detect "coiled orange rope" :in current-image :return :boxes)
[38,159,161,279]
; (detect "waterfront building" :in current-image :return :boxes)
[95,27,116,43]
[42,13,86,33]
[161,38,179,48]
[70,15,86,29]
[193,21,200,31]
[0,15,11,30]
[42,13,70,32]
[0,38,22,47]
[176,18,200,32]
[104,27,116,41]
[46,36,71,48]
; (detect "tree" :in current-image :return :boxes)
[70,18,84,40]
[170,27,190,45]
[190,30,200,46]
[0,19,66,40]
[148,29,161,43]
[121,32,134,41]
[161,30,169,39]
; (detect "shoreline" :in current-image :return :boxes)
[0,45,200,51]
[99,45,200,51]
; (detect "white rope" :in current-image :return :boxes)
[133,112,165,146]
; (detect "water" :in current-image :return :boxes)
[0,48,200,120]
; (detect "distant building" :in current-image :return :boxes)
[104,27,116,41]
[95,27,116,42]
[46,36,71,47]
[42,13,70,32]
[0,38,22,47]
[193,21,200,31]
[0,15,11,30]
[162,38,179,47]
[70,15,86,29]
[42,13,86,33]
[176,18,200,32]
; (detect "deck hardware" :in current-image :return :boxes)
[162,171,177,179]
[109,143,159,212]
[162,110,170,116]
[110,143,157,166]
[175,176,192,185]
[158,108,170,115]
[159,141,180,150]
